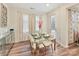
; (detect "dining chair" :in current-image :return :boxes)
[29,34,45,55]
[49,35,56,50]
[29,34,36,55]
[36,43,46,55]
[42,40,53,54]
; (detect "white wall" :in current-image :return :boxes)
[7,7,19,43]
[7,7,32,43]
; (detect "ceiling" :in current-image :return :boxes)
[68,4,79,12]
[6,3,66,14]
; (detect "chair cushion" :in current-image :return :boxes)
[49,37,56,41]
[30,35,34,42]
[38,44,44,48]
[43,40,52,46]
[32,43,36,49]
[31,33,39,36]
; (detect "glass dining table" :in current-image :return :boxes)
[32,34,56,52]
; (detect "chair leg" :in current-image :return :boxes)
[32,49,35,56]
[44,47,46,55]
[37,47,46,56]
[51,44,53,54]
[54,39,56,50]
[36,49,39,56]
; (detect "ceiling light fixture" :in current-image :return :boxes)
[46,3,50,7]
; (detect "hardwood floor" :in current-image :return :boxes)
[2,41,79,56]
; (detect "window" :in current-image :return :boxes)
[35,16,40,32]
[51,16,56,39]
[23,15,29,33]
[51,16,56,32]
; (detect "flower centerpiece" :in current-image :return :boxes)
[38,19,42,33]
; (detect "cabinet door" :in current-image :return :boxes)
[0,3,7,27]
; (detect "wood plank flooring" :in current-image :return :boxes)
[1,41,79,56]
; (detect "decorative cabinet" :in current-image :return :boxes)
[0,29,15,56]
[0,3,7,27]
[68,9,79,45]
[68,9,74,44]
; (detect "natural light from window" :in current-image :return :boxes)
[23,15,29,33]
[35,16,40,32]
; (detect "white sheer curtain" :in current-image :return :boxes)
[35,16,40,32]
[23,15,29,33]
[51,16,56,31]
[22,14,29,40]
[51,16,56,39]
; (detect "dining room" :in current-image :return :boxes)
[0,3,79,56]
